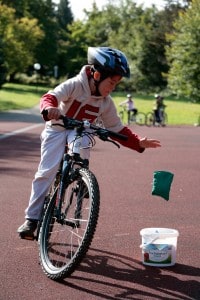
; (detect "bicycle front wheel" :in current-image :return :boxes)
[119,110,124,124]
[39,168,100,280]
[146,112,154,126]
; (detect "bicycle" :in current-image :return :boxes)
[119,106,146,126]
[146,107,168,127]
[37,111,127,280]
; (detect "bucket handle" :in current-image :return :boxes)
[140,236,158,248]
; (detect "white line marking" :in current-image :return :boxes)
[0,124,43,140]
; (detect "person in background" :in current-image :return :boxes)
[120,94,138,124]
[153,94,166,125]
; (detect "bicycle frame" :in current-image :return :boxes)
[38,111,129,280]
[37,112,127,239]
[56,152,89,224]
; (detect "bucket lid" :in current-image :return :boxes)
[140,228,179,239]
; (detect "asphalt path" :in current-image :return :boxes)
[0,108,200,300]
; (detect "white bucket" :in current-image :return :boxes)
[140,228,179,267]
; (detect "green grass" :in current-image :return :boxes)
[0,83,50,111]
[0,83,200,125]
[112,92,200,126]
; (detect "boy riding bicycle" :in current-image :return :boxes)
[17,46,161,240]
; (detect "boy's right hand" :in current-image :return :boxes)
[46,107,61,120]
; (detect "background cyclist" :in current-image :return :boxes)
[120,94,138,124]
[153,94,166,125]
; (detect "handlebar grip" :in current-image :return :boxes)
[41,109,48,117]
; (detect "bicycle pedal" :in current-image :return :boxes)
[18,232,35,241]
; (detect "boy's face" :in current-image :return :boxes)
[98,75,122,97]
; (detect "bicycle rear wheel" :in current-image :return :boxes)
[135,112,146,125]
[161,112,168,126]
[39,168,100,280]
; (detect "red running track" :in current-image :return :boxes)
[0,110,200,300]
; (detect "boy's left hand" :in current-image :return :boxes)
[139,137,161,149]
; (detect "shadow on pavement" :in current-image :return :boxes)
[61,248,200,300]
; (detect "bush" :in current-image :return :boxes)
[12,73,66,88]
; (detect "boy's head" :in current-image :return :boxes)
[87,47,130,96]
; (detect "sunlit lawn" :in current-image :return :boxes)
[0,83,200,125]
[113,93,200,126]
[0,83,49,111]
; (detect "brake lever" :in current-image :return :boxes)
[108,139,120,148]
[98,134,120,148]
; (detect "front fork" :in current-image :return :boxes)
[55,153,89,222]
[56,153,71,217]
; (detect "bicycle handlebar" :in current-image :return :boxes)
[42,110,128,142]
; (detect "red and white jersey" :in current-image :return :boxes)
[40,65,123,133]
[40,65,144,153]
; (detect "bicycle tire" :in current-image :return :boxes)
[162,112,168,126]
[38,168,100,280]
[119,110,124,124]
[135,112,146,126]
[146,112,154,126]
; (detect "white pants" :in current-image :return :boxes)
[25,127,91,220]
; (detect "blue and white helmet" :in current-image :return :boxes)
[88,47,130,78]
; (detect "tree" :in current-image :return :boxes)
[26,0,74,77]
[1,0,74,79]
[27,0,59,73]
[56,0,73,30]
[166,0,200,101]
[0,39,7,88]
[64,20,88,77]
[0,4,44,79]
[65,2,122,77]
[82,0,170,91]
[55,0,74,77]
[66,0,181,92]
[0,0,30,18]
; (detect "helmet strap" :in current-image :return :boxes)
[90,67,102,96]
[90,65,114,96]
[91,66,111,83]
[94,80,101,96]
